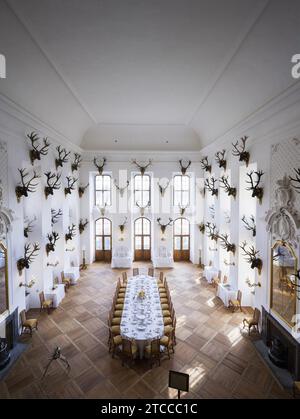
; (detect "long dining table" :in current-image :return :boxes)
[120,274,165,359]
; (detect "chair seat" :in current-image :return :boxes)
[111,325,120,334]
[113,335,122,346]
[115,304,124,310]
[42,300,52,308]
[62,278,71,285]
[112,317,121,325]
[114,310,123,317]
[162,310,171,317]
[164,325,173,335]
[230,299,240,306]
[23,319,38,328]
[161,304,169,310]
[164,317,172,326]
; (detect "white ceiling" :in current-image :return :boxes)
[1,0,300,150]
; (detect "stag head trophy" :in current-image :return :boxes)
[232,136,250,166]
[55,146,71,169]
[24,216,36,238]
[79,219,89,235]
[15,169,40,203]
[119,217,127,234]
[179,159,191,175]
[245,170,264,204]
[198,222,205,234]
[200,157,211,173]
[17,243,40,275]
[157,217,173,235]
[132,159,152,175]
[240,241,263,275]
[71,153,82,172]
[27,132,50,165]
[94,157,106,175]
[65,224,76,242]
[178,203,188,215]
[64,176,78,196]
[204,177,218,197]
[205,222,219,242]
[218,233,236,255]
[51,209,63,226]
[78,183,89,198]
[219,175,237,198]
[44,172,61,199]
[289,168,300,193]
[136,201,150,216]
[114,179,129,197]
[241,215,256,237]
[46,232,59,256]
[158,179,170,197]
[215,150,226,171]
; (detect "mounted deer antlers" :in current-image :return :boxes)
[204,177,218,197]
[246,170,264,204]
[78,183,89,198]
[44,172,61,198]
[289,168,300,192]
[24,216,36,238]
[79,219,89,234]
[114,179,129,197]
[64,176,78,196]
[17,242,40,275]
[46,232,59,256]
[157,217,173,234]
[240,241,263,275]
[198,222,205,234]
[94,157,106,175]
[232,136,250,166]
[119,217,127,234]
[215,150,226,170]
[15,169,40,202]
[132,159,152,175]
[179,159,191,175]
[65,224,76,242]
[55,146,71,169]
[178,203,188,215]
[71,153,82,172]
[219,175,236,198]
[218,233,236,255]
[241,215,256,237]
[136,201,150,216]
[205,222,219,242]
[27,131,50,165]
[51,209,62,226]
[200,157,211,173]
[157,179,170,197]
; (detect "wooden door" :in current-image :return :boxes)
[95,218,112,262]
[134,217,151,261]
[173,218,190,261]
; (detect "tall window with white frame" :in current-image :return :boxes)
[173,174,190,207]
[134,174,151,207]
[95,174,112,207]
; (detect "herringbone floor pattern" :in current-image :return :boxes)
[0,262,290,399]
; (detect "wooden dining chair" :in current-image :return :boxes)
[39,292,53,314]
[20,310,38,336]
[160,328,175,359]
[133,268,139,276]
[159,271,164,282]
[121,339,138,366]
[229,290,242,312]
[145,338,161,367]
[122,271,128,285]
[243,308,260,335]
[148,267,154,277]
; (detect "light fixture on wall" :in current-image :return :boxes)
[224,259,235,267]
[246,277,261,288]
[19,277,35,288]
[47,261,59,267]
[66,247,75,252]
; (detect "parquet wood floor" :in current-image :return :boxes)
[0,262,291,399]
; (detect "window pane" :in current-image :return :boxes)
[95,176,103,190]
[135,236,142,250]
[143,218,150,235]
[142,192,150,206]
[104,191,111,205]
[135,175,142,190]
[104,237,111,250]
[103,219,111,235]
[96,191,103,206]
[174,237,181,250]
[95,220,103,235]
[174,220,181,235]
[174,191,181,206]
[103,176,110,190]
[182,191,189,206]
[135,218,142,234]
[142,175,150,189]
[174,176,181,190]
[143,236,150,250]
[182,176,190,190]
[182,219,189,235]
[182,237,189,250]
[96,237,102,250]
[135,191,141,205]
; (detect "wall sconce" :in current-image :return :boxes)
[246,277,261,288]
[66,247,75,252]
[209,246,218,252]
[224,259,235,266]
[19,277,35,288]
[47,261,59,267]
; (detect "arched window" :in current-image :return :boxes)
[173,218,190,261]
[95,217,112,262]
[95,175,112,206]
[134,174,151,206]
[173,175,190,206]
[134,217,151,261]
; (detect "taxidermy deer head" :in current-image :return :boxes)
[200,157,211,173]
[132,159,152,175]
[15,169,40,203]
[157,179,170,197]
[136,201,150,216]
[157,217,173,234]
[27,131,50,165]
[114,179,129,197]
[79,219,89,234]
[44,172,61,198]
[219,175,237,198]
[245,170,264,204]
[240,241,263,275]
[51,209,62,226]
[178,203,188,215]
[204,177,218,197]
[17,242,40,275]
[179,159,191,175]
[65,224,76,242]
[289,168,300,193]
[198,222,205,234]
[218,233,236,255]
[24,216,36,238]
[205,222,219,242]
[71,153,82,172]
[94,157,106,175]
[55,145,71,169]
[46,232,59,256]
[232,136,250,166]
[215,150,226,170]
[119,217,127,233]
[64,176,78,196]
[241,215,256,237]
[78,183,89,198]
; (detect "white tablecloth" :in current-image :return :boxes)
[120,275,164,358]
[217,283,237,307]
[64,267,80,285]
[45,284,65,308]
[203,266,219,283]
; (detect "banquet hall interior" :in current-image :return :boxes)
[0,0,300,400]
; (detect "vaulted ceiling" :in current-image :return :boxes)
[0,0,299,151]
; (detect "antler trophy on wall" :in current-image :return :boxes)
[240,241,263,275]
[218,233,236,255]
[44,172,61,199]
[179,159,191,175]
[198,222,205,234]
[245,170,264,204]
[65,224,76,242]
[55,146,71,169]
[46,232,59,256]
[27,131,50,165]
[94,157,106,175]
[178,203,188,215]
[118,217,127,239]
[289,168,300,193]
[215,150,226,170]
[241,215,256,237]
[17,242,40,275]
[114,179,129,197]
[219,175,237,198]
[157,217,173,236]
[136,201,150,216]
[15,169,40,203]
[64,176,78,196]
[132,159,152,175]
[79,219,89,234]
[205,222,219,242]
[51,209,63,226]
[157,179,170,197]
[204,177,218,197]
[71,153,82,172]
[78,183,89,198]
[200,157,211,173]
[232,136,250,166]
[24,216,36,238]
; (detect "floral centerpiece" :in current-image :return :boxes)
[137,290,145,300]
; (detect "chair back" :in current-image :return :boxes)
[172,315,177,329]
[20,309,27,325]
[148,267,154,277]
[39,291,45,305]
[133,268,139,276]
[151,339,161,356]
[237,290,242,303]
[117,278,122,288]
[122,339,133,356]
[122,272,127,283]
[253,307,260,323]
[159,272,164,282]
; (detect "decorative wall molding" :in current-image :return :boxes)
[0,180,16,240]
